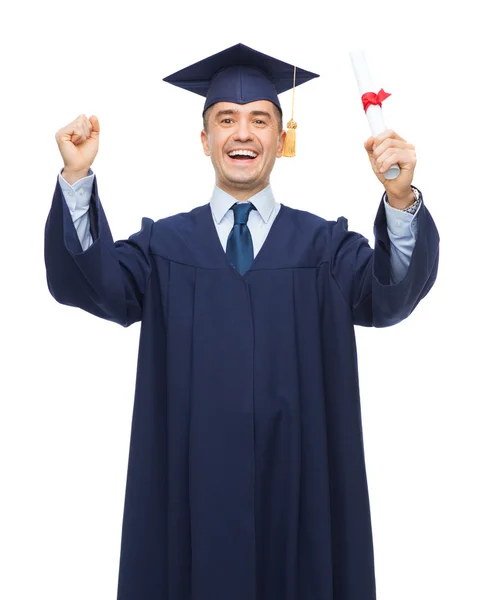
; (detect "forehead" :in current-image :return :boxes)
[210,100,277,116]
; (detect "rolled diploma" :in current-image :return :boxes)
[349,49,400,179]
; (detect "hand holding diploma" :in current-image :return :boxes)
[350,49,417,208]
[364,130,417,209]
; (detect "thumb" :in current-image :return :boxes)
[89,115,100,136]
[364,136,375,154]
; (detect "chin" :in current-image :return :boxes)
[225,169,261,185]
[227,177,261,189]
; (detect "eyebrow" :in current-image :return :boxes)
[214,109,273,120]
[250,111,272,119]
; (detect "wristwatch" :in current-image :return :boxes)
[404,186,421,214]
[386,186,421,214]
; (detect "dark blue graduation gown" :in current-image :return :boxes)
[44,178,439,600]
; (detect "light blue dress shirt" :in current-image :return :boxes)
[59,171,420,284]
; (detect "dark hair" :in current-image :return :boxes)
[203,104,283,133]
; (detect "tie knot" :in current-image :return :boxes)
[232,202,255,225]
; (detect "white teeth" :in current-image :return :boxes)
[228,150,258,158]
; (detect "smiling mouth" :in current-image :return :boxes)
[227,150,259,161]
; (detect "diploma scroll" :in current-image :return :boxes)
[349,49,400,180]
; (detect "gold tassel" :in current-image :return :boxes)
[282,66,297,157]
[283,119,297,157]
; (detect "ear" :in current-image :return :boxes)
[276,129,287,158]
[200,129,211,156]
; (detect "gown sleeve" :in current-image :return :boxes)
[44,176,153,327]
[329,193,440,328]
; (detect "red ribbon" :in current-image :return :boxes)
[361,89,391,112]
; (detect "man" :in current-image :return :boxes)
[44,44,439,600]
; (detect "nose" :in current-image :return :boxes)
[233,119,254,143]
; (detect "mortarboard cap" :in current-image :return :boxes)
[163,43,319,156]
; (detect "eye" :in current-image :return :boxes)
[221,118,234,124]
[254,119,266,125]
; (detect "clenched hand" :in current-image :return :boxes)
[55,114,100,185]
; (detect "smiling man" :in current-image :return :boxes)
[44,43,439,600]
[201,102,284,200]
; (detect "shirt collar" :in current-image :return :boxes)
[210,184,277,224]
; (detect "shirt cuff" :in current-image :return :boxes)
[383,191,421,239]
[58,168,95,212]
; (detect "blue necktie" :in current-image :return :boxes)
[226,202,256,275]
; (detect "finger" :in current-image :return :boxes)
[71,114,91,133]
[74,114,90,136]
[71,126,89,145]
[71,133,87,145]
[72,113,97,143]
[374,148,399,173]
[378,149,415,173]
[56,115,89,143]
[374,147,399,172]
[89,115,100,136]
[373,129,406,146]
[379,155,406,175]
[364,136,375,153]
[79,115,92,138]
[372,139,414,160]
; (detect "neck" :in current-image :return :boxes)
[215,180,270,202]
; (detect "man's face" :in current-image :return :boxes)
[200,100,286,198]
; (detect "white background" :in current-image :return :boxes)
[1,1,480,598]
